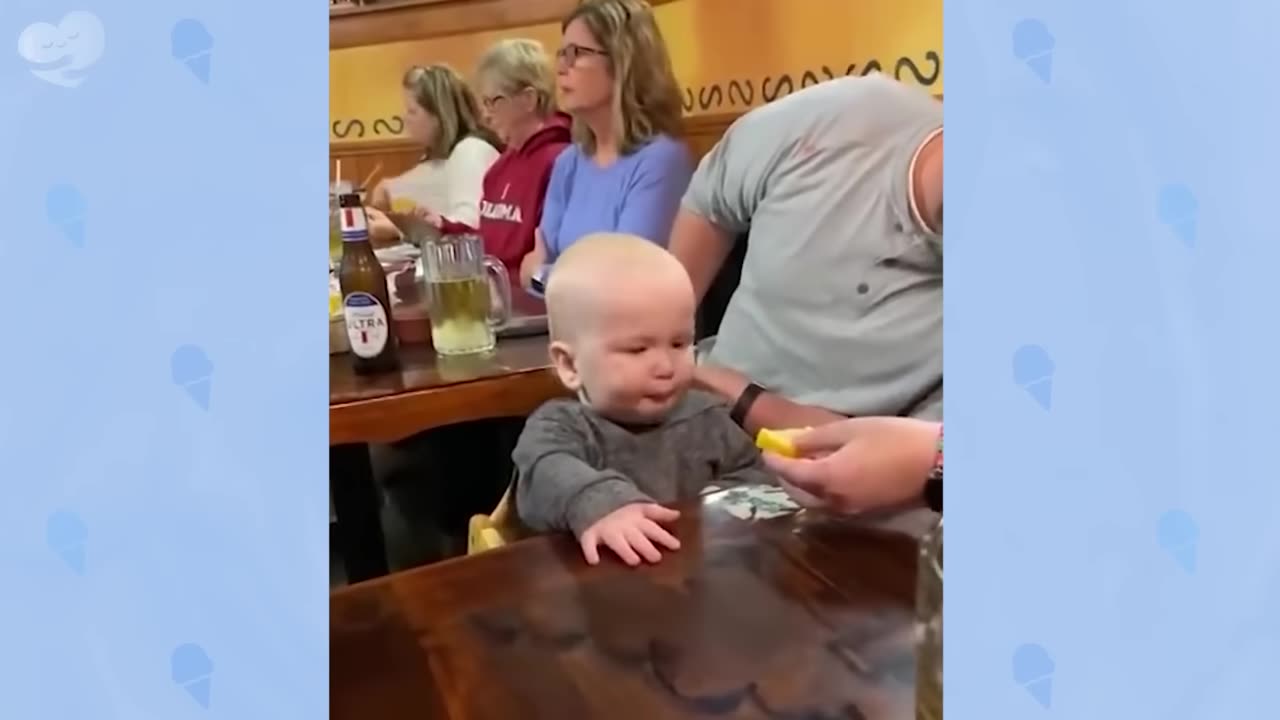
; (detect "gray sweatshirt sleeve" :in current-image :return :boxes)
[709,405,778,487]
[512,402,654,538]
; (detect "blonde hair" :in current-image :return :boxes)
[402,64,502,159]
[562,0,683,156]
[476,39,558,117]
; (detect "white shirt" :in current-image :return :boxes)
[384,136,499,227]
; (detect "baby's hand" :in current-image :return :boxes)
[580,503,681,566]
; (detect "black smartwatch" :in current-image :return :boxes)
[729,382,766,427]
[924,475,942,513]
[922,426,943,513]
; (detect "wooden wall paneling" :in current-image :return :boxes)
[330,138,422,191]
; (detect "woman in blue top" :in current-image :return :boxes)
[519,0,693,292]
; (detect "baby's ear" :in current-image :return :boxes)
[548,340,582,392]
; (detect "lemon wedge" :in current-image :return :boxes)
[755,427,811,458]
[390,197,416,214]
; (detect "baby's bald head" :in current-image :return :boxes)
[545,233,693,342]
[543,233,698,422]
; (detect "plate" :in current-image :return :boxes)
[374,244,421,264]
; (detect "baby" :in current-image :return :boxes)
[513,233,774,566]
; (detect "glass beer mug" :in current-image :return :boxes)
[420,233,512,356]
[915,518,943,720]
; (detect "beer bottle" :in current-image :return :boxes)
[337,193,400,374]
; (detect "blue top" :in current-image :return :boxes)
[534,134,692,287]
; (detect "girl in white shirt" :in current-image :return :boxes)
[370,64,502,234]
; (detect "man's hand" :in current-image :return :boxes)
[762,417,940,514]
[579,503,681,566]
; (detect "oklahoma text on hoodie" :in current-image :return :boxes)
[441,113,572,273]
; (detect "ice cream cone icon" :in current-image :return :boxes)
[171,345,214,411]
[1013,19,1055,84]
[45,184,86,248]
[1158,184,1198,248]
[1024,53,1053,83]
[185,376,211,410]
[185,52,211,84]
[185,676,211,708]
[171,19,214,85]
[46,510,87,575]
[1013,643,1055,709]
[171,643,213,709]
[1026,675,1053,708]
[1012,344,1055,411]
[1157,509,1198,574]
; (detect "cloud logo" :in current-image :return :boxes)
[17,12,105,88]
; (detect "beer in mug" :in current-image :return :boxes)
[337,193,399,374]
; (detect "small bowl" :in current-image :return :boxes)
[393,301,433,347]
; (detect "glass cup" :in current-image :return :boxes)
[329,180,353,267]
[420,233,512,356]
[914,518,943,720]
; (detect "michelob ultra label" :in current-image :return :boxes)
[340,204,369,241]
[343,292,389,357]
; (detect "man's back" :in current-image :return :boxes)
[682,74,943,419]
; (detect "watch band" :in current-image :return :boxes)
[729,382,766,427]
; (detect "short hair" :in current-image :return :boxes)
[401,64,502,159]
[475,39,558,117]
[562,0,684,156]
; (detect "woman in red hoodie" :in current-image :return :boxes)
[370,40,572,563]
[468,39,573,278]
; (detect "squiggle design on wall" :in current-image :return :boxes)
[372,116,404,136]
[331,119,367,139]
[332,115,404,140]
[682,50,941,112]
[331,52,939,140]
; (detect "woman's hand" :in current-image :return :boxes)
[365,207,404,247]
[519,229,549,290]
[368,181,392,212]
[412,206,444,230]
[762,417,941,514]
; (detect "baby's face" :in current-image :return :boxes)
[574,279,696,424]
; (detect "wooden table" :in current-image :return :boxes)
[330,337,569,582]
[331,504,921,719]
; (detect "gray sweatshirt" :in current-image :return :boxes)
[513,390,775,537]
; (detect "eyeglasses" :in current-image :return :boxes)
[556,43,608,67]
[481,94,507,111]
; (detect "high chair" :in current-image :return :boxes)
[467,475,525,555]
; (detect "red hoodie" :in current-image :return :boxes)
[441,113,572,274]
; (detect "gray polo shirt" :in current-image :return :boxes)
[683,74,942,420]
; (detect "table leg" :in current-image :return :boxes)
[330,443,389,582]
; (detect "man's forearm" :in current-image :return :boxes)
[742,392,846,436]
[667,209,733,303]
[695,366,845,434]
